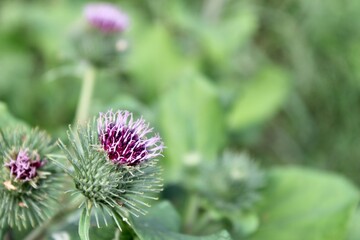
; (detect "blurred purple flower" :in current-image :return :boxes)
[5,149,44,181]
[98,110,164,166]
[84,2,129,33]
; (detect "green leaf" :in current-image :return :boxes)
[79,204,92,240]
[158,71,225,181]
[227,67,290,131]
[250,167,359,240]
[0,102,27,128]
[347,207,360,240]
[27,2,78,60]
[131,201,232,240]
[128,23,186,101]
[201,5,258,67]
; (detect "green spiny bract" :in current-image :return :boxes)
[0,127,62,230]
[198,152,265,214]
[59,116,163,230]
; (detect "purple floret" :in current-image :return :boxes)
[98,110,164,165]
[5,149,45,181]
[84,3,129,33]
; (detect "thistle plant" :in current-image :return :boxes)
[58,110,164,239]
[198,152,265,214]
[84,3,129,33]
[73,3,130,125]
[72,2,129,67]
[0,127,62,230]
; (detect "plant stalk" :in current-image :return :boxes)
[183,194,199,233]
[75,64,96,125]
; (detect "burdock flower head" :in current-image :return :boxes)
[72,3,130,67]
[98,110,163,165]
[5,149,44,182]
[59,110,164,232]
[84,2,129,33]
[0,127,62,230]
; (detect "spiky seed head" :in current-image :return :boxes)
[0,127,62,230]
[198,152,265,214]
[59,110,164,230]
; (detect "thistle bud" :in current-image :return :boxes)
[71,3,130,67]
[84,3,129,33]
[198,152,265,213]
[0,127,62,230]
[59,110,164,230]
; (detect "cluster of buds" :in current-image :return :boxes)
[0,127,62,230]
[59,110,164,229]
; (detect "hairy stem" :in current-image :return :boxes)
[75,64,96,125]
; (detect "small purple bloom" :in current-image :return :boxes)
[84,3,129,33]
[5,149,44,181]
[98,110,164,166]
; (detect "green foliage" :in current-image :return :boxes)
[130,201,232,240]
[227,67,290,131]
[158,71,225,181]
[0,102,27,128]
[347,207,360,240]
[0,0,360,238]
[250,167,359,240]
[128,23,187,101]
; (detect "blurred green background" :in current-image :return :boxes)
[1,0,360,239]
[1,0,360,184]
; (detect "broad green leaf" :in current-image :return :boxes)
[250,167,359,240]
[158,71,225,181]
[227,67,290,131]
[79,205,91,240]
[27,2,78,60]
[201,5,258,67]
[128,24,186,101]
[131,201,232,240]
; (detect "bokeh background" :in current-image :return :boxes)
[1,0,360,239]
[1,0,360,183]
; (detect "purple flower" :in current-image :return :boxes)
[84,3,129,33]
[5,149,45,181]
[98,110,164,166]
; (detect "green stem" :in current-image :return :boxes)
[183,195,199,233]
[79,201,92,240]
[75,64,96,125]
